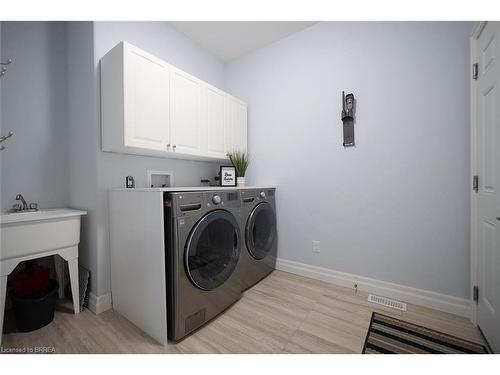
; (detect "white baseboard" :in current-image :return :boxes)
[88,292,112,315]
[276,258,471,318]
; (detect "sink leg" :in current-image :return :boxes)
[54,255,66,299]
[0,275,7,346]
[67,258,80,314]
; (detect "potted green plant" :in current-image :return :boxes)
[227,151,249,187]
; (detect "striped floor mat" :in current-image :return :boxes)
[362,312,489,354]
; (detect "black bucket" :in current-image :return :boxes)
[10,279,59,332]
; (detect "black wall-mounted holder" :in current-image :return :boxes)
[125,175,135,188]
[341,91,355,147]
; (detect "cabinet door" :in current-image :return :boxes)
[124,45,170,151]
[170,67,202,154]
[204,85,227,158]
[226,95,248,154]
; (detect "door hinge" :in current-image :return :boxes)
[473,175,479,192]
[473,285,479,303]
[473,63,479,80]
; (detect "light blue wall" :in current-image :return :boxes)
[91,22,224,295]
[94,22,225,89]
[66,22,99,290]
[1,21,225,297]
[0,22,3,211]
[1,22,69,211]
[225,22,471,298]
[1,21,472,301]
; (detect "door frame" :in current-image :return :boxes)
[470,21,488,326]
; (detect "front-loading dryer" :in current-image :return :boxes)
[164,190,242,341]
[237,188,277,291]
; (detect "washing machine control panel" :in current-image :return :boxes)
[212,195,222,205]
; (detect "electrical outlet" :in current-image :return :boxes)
[312,240,320,253]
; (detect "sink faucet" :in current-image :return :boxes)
[12,194,38,212]
[16,194,28,210]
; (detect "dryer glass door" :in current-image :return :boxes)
[246,202,277,260]
[185,210,241,290]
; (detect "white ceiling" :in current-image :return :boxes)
[169,21,317,62]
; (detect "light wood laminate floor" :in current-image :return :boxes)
[0,271,485,353]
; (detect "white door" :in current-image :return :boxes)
[226,95,247,154]
[124,45,170,151]
[204,85,227,158]
[170,67,202,154]
[473,21,500,352]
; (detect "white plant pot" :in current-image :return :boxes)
[237,177,246,187]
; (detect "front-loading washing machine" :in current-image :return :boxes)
[237,188,277,291]
[164,190,242,341]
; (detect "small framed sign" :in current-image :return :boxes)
[220,166,237,187]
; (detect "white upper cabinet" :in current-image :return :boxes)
[101,41,247,161]
[225,94,248,154]
[204,85,227,159]
[102,42,170,153]
[170,67,202,155]
[125,47,170,151]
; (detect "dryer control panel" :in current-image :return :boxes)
[207,191,240,209]
[168,190,241,217]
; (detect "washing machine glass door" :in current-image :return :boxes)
[246,202,277,260]
[185,210,241,291]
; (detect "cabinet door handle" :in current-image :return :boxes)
[173,145,176,151]
[166,144,171,149]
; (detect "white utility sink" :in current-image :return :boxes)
[1,208,84,223]
[0,209,86,260]
[0,208,86,345]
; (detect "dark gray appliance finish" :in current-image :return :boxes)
[237,188,277,291]
[164,190,243,341]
